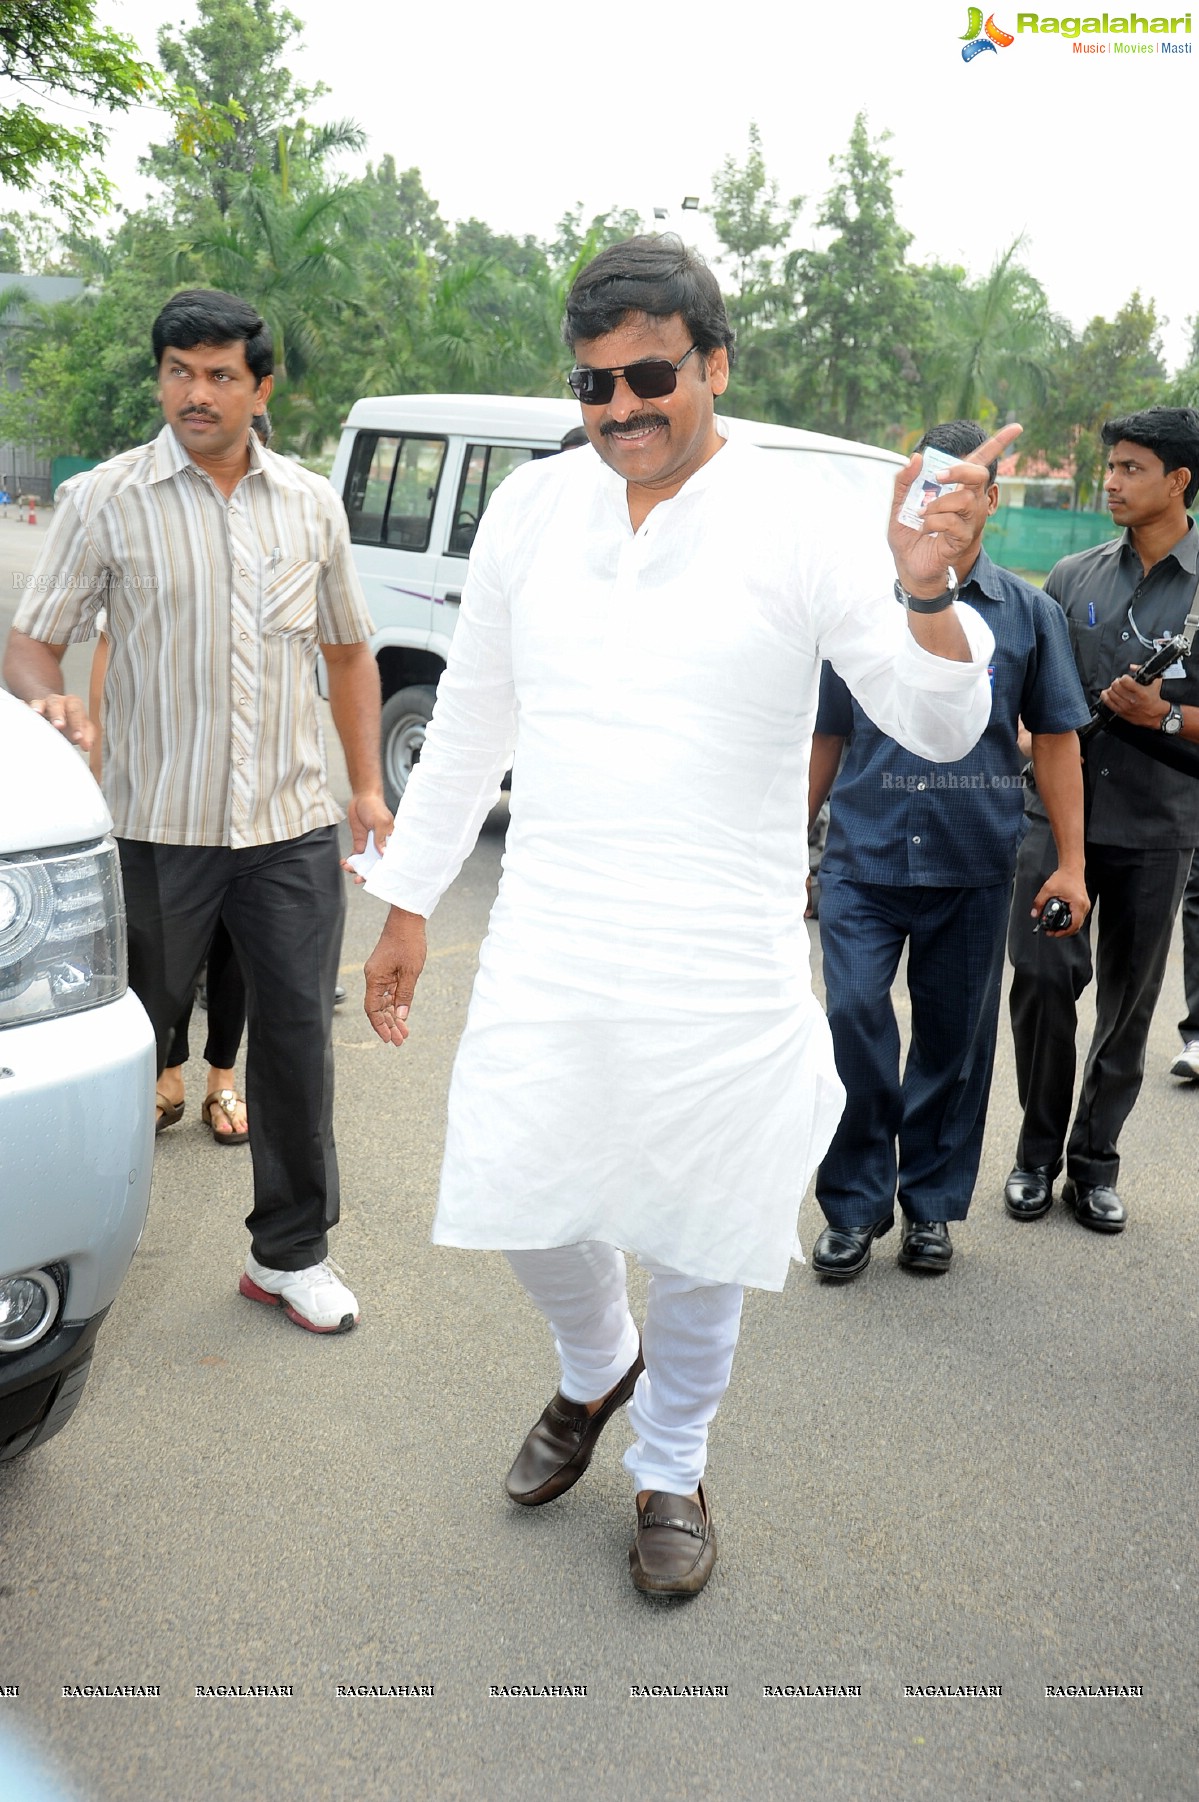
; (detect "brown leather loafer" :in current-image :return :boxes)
[504,1348,644,1507]
[629,1482,716,1598]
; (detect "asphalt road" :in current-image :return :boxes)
[2,513,1197,1802]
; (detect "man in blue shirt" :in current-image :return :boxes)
[808,421,1091,1280]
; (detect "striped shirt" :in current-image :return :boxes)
[15,424,374,848]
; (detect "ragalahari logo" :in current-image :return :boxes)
[961,8,1016,56]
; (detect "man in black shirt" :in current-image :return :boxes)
[1005,407,1199,1232]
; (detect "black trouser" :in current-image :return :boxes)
[167,918,246,1070]
[1177,851,1199,1043]
[118,829,345,1269]
[1007,819,1191,1188]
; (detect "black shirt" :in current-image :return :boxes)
[1036,520,1199,849]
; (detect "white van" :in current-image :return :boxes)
[328,396,906,806]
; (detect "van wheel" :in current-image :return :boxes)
[381,685,437,810]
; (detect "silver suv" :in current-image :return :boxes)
[0,690,155,1460]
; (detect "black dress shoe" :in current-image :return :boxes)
[897,1218,952,1272]
[1004,1165,1054,1221]
[629,1482,716,1598]
[811,1216,894,1281]
[504,1348,644,1506]
[1062,1178,1126,1234]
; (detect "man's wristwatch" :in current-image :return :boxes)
[894,567,959,615]
[1161,703,1184,735]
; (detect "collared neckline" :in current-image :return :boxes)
[957,544,1007,606]
[594,424,739,526]
[1107,518,1199,575]
[148,420,268,489]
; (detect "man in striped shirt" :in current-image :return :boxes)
[4,288,392,1335]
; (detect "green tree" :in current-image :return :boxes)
[1022,293,1166,505]
[174,138,365,446]
[708,124,802,301]
[547,204,644,272]
[915,239,1068,428]
[702,125,805,425]
[0,0,164,218]
[1164,313,1199,408]
[143,0,328,215]
[789,115,929,445]
[0,212,177,458]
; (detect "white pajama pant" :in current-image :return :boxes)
[505,1242,744,1495]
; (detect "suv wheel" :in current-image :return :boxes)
[380,685,437,811]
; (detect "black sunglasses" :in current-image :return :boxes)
[567,344,700,406]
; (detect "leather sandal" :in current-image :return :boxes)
[201,1087,249,1145]
[155,1092,185,1135]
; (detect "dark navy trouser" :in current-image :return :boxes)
[816,876,1012,1227]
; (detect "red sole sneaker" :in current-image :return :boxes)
[238,1273,358,1334]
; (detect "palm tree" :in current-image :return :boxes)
[920,238,1067,426]
[180,133,363,378]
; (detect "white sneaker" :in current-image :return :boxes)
[1170,1039,1199,1081]
[240,1253,359,1334]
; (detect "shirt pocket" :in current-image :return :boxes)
[1065,610,1126,710]
[261,558,320,635]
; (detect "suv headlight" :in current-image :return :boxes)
[0,1269,61,1352]
[0,838,128,1027]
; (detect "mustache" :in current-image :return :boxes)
[599,414,664,438]
[181,408,219,421]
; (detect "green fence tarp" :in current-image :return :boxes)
[984,506,1119,578]
[50,456,99,497]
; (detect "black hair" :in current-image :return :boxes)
[1101,408,1199,509]
[151,289,274,382]
[559,424,590,451]
[916,419,998,485]
[562,234,735,368]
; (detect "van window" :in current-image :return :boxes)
[449,444,548,556]
[345,433,447,552]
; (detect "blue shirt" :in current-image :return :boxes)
[816,548,1089,887]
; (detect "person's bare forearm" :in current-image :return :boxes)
[323,641,384,798]
[1026,729,1090,934]
[4,628,70,701]
[809,734,844,829]
[1030,731,1085,874]
[904,606,972,663]
[3,628,94,747]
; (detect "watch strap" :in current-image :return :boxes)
[894,571,959,615]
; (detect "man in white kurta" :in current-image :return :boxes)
[364,237,1007,1598]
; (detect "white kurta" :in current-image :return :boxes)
[367,438,995,1290]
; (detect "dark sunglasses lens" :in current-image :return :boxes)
[569,369,616,405]
[624,361,678,401]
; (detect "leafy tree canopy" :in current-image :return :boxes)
[0,0,163,219]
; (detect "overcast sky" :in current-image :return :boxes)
[18,0,1199,369]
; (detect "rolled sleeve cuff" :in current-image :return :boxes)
[897,600,995,685]
[363,858,438,919]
